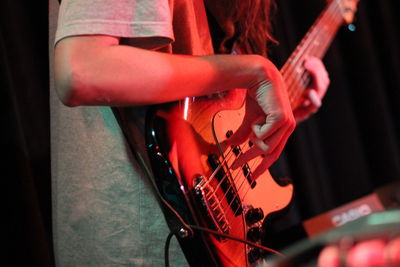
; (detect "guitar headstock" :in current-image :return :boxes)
[335,0,360,24]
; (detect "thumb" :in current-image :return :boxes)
[227,114,262,146]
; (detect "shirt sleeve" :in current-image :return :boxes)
[55,0,174,47]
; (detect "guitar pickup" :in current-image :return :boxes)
[226,130,256,189]
[231,145,256,189]
[207,154,242,216]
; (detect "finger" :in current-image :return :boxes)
[293,106,312,123]
[231,122,289,170]
[234,119,293,180]
[293,90,320,122]
[302,99,311,107]
[304,57,327,79]
[252,112,289,141]
[250,156,270,181]
[232,128,281,170]
[227,114,262,146]
[304,57,324,73]
[304,57,329,98]
[251,130,290,180]
[310,72,328,99]
[231,142,264,170]
[308,89,322,108]
[250,133,269,151]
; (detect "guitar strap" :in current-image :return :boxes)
[111,107,192,237]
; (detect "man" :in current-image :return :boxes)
[51,0,329,265]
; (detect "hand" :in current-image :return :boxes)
[228,59,296,180]
[293,57,330,123]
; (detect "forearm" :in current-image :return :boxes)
[54,35,272,107]
[54,35,296,176]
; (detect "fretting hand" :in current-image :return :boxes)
[293,57,330,123]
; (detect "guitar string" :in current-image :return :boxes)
[208,142,252,210]
[207,136,268,219]
[317,1,343,59]
[228,1,345,219]
[284,1,341,106]
[203,0,345,224]
[206,149,241,205]
[219,0,353,232]
[214,1,336,189]
[228,1,344,213]
[161,2,353,262]
[288,1,342,104]
[200,141,255,219]
[208,25,335,222]
[284,2,339,105]
[203,145,236,188]
[209,141,260,221]
[224,147,265,222]
[285,3,339,104]
[217,149,251,220]
[283,0,339,88]
[285,2,341,108]
[201,142,253,216]
[230,154,265,217]
[215,1,343,216]
[224,143,255,203]
[227,1,342,202]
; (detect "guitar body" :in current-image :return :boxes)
[145,89,293,266]
[144,2,360,264]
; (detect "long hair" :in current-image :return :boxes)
[214,0,277,56]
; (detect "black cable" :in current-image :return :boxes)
[163,225,285,267]
[189,225,285,257]
[164,232,175,267]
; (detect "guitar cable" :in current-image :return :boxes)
[164,223,285,267]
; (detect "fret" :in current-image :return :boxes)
[281,0,349,109]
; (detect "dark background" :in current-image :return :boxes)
[1,0,399,266]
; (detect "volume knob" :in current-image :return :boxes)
[248,248,262,264]
[247,226,263,242]
[245,208,264,225]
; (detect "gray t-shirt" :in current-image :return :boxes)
[50,0,212,265]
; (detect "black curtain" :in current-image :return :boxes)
[1,0,54,266]
[1,0,399,265]
[265,0,400,249]
[284,0,399,207]
[271,0,400,216]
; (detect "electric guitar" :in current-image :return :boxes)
[145,0,359,266]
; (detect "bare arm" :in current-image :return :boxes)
[55,35,274,106]
[54,35,295,178]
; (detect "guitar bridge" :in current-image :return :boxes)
[194,176,230,236]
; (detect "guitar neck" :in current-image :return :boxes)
[281,0,345,109]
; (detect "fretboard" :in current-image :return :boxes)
[281,0,345,109]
